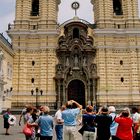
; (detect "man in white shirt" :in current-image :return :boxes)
[54,105,66,140]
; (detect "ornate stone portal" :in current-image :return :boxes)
[55,21,97,108]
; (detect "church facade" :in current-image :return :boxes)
[7,0,140,109]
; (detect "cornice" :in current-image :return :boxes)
[7,30,60,36]
[94,28,140,36]
[12,46,57,52]
[96,45,140,49]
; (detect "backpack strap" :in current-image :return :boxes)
[112,115,116,122]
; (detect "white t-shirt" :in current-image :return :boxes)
[54,109,63,125]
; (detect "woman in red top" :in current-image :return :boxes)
[115,109,133,140]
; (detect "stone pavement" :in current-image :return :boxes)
[0,115,82,140]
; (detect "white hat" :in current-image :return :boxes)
[108,106,116,112]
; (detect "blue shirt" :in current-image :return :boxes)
[37,114,53,136]
[62,108,80,126]
[83,114,96,132]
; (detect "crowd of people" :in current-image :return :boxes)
[3,100,140,140]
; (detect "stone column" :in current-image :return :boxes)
[92,79,96,105]
[62,81,65,104]
[87,82,91,105]
[57,80,61,108]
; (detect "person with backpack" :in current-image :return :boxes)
[109,106,118,140]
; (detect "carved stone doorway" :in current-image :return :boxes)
[55,20,97,109]
[68,79,85,108]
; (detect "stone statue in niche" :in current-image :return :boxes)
[83,57,87,66]
[74,54,79,68]
[91,64,97,77]
[66,57,69,66]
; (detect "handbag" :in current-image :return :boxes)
[23,123,33,136]
[78,124,87,135]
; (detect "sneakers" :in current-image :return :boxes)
[5,133,10,135]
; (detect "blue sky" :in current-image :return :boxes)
[0,0,140,38]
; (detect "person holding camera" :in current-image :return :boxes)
[115,108,133,140]
[62,100,82,140]
[94,106,112,140]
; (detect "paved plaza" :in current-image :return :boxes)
[0,115,82,140]
[0,115,25,140]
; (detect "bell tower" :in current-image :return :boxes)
[7,0,61,108]
[92,0,140,28]
[15,0,60,27]
[91,0,140,108]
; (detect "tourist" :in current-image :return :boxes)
[115,108,133,140]
[94,106,112,140]
[36,106,53,140]
[3,108,12,135]
[132,107,140,139]
[62,100,82,140]
[23,106,35,140]
[19,104,31,126]
[82,105,96,140]
[54,105,66,140]
[108,106,118,140]
[134,116,140,140]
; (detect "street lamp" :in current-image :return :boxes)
[31,87,43,107]
[31,89,34,95]
[36,87,39,108]
[40,89,43,95]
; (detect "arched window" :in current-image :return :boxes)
[73,28,79,39]
[121,77,124,83]
[120,60,123,65]
[31,0,39,16]
[113,0,123,15]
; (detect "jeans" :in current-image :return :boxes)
[55,125,63,140]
